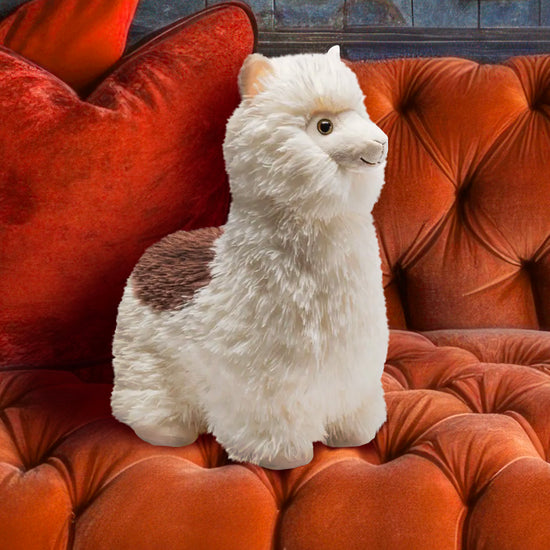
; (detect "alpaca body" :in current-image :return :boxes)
[112,206,387,465]
[112,46,389,468]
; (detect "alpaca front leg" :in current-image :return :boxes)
[325,386,387,448]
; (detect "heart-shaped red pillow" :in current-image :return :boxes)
[0,2,256,368]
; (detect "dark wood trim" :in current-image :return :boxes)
[258,27,550,62]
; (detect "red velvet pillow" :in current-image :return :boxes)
[0,2,256,368]
[0,0,139,92]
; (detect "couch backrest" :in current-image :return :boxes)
[352,56,550,331]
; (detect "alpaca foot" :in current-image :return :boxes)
[133,422,198,447]
[325,394,387,448]
[325,432,374,448]
[258,445,314,470]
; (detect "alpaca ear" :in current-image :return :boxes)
[238,54,274,99]
[327,45,340,59]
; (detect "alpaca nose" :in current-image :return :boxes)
[360,139,387,166]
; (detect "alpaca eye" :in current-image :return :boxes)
[317,119,333,135]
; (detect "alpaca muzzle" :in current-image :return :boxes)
[360,139,387,166]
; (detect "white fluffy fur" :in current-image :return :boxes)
[111,47,389,469]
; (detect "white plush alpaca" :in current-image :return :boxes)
[111,45,389,469]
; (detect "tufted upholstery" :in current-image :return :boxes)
[354,56,550,332]
[2,330,550,548]
[1,4,550,546]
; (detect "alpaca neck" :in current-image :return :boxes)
[215,192,383,365]
[224,193,379,274]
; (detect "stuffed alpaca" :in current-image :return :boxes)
[111,45,389,469]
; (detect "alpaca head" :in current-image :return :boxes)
[224,46,388,220]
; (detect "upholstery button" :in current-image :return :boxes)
[396,96,414,115]
[456,181,471,202]
[521,258,536,271]
[455,181,472,221]
[394,83,419,115]
[529,93,546,112]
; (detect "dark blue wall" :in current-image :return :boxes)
[129,1,550,61]
[1,1,550,61]
[127,0,550,36]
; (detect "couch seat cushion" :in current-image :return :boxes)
[1,329,549,549]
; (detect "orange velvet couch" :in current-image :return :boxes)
[1,3,550,549]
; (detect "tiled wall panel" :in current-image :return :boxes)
[2,0,550,61]
[346,0,412,27]
[130,0,206,43]
[413,0,478,28]
[480,0,540,27]
[5,1,550,35]
[274,0,345,29]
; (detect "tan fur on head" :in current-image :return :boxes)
[238,53,274,98]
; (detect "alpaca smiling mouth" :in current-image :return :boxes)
[360,157,378,166]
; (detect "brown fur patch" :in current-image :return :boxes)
[131,226,224,311]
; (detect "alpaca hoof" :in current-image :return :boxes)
[325,415,385,448]
[326,399,387,448]
[258,446,314,470]
[324,433,374,448]
[133,423,198,447]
